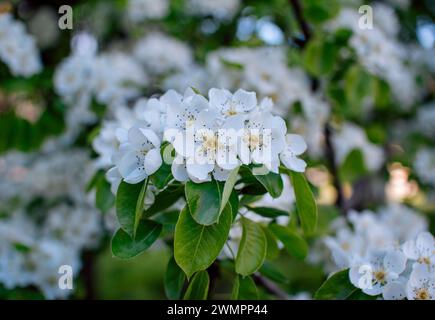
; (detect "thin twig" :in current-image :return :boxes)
[324,123,347,216]
[289,0,311,47]
[253,273,289,300]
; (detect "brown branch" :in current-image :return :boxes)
[289,0,311,47]
[253,273,289,300]
[324,123,347,216]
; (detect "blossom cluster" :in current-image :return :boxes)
[328,4,419,108]
[0,148,101,299]
[94,88,308,191]
[316,204,434,300]
[0,13,42,77]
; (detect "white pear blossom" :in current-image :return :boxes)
[0,13,42,77]
[406,264,435,300]
[403,232,435,272]
[127,0,169,22]
[116,127,163,184]
[133,32,193,75]
[239,110,287,173]
[350,249,407,296]
[209,88,257,118]
[279,134,307,173]
[414,148,435,186]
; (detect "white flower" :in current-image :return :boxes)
[414,148,435,186]
[173,108,242,182]
[279,134,307,172]
[382,278,407,300]
[164,88,209,134]
[403,232,435,272]
[0,14,42,77]
[127,0,169,22]
[209,88,257,118]
[406,264,435,300]
[106,167,122,194]
[350,249,407,296]
[133,32,193,75]
[239,110,287,173]
[116,127,162,184]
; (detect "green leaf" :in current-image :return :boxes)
[220,167,239,215]
[246,206,289,219]
[185,180,222,225]
[268,224,308,260]
[259,262,288,284]
[290,171,317,235]
[303,0,340,24]
[145,183,184,216]
[314,269,357,300]
[303,38,339,76]
[228,191,239,221]
[116,179,149,238]
[339,148,367,183]
[251,170,283,198]
[150,162,173,189]
[96,177,115,214]
[231,275,259,300]
[183,271,210,300]
[235,218,267,276]
[111,220,162,259]
[164,256,186,300]
[263,227,280,260]
[174,205,232,278]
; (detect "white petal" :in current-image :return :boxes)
[106,167,121,194]
[186,163,214,182]
[118,151,147,184]
[209,88,232,113]
[349,266,362,288]
[280,152,307,172]
[144,149,162,175]
[416,232,435,256]
[233,89,257,113]
[128,126,147,147]
[285,134,307,155]
[140,128,161,148]
[409,264,431,287]
[402,239,419,260]
[171,157,189,182]
[383,250,407,275]
[160,89,182,107]
[213,166,231,181]
[195,109,221,130]
[382,281,406,300]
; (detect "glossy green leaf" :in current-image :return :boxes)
[251,170,283,198]
[96,177,115,214]
[111,220,162,259]
[164,256,186,300]
[246,206,289,218]
[314,269,356,300]
[183,271,209,300]
[231,275,259,300]
[220,166,239,215]
[174,205,232,278]
[269,224,308,260]
[290,171,317,235]
[235,218,267,276]
[116,179,148,238]
[185,180,222,225]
